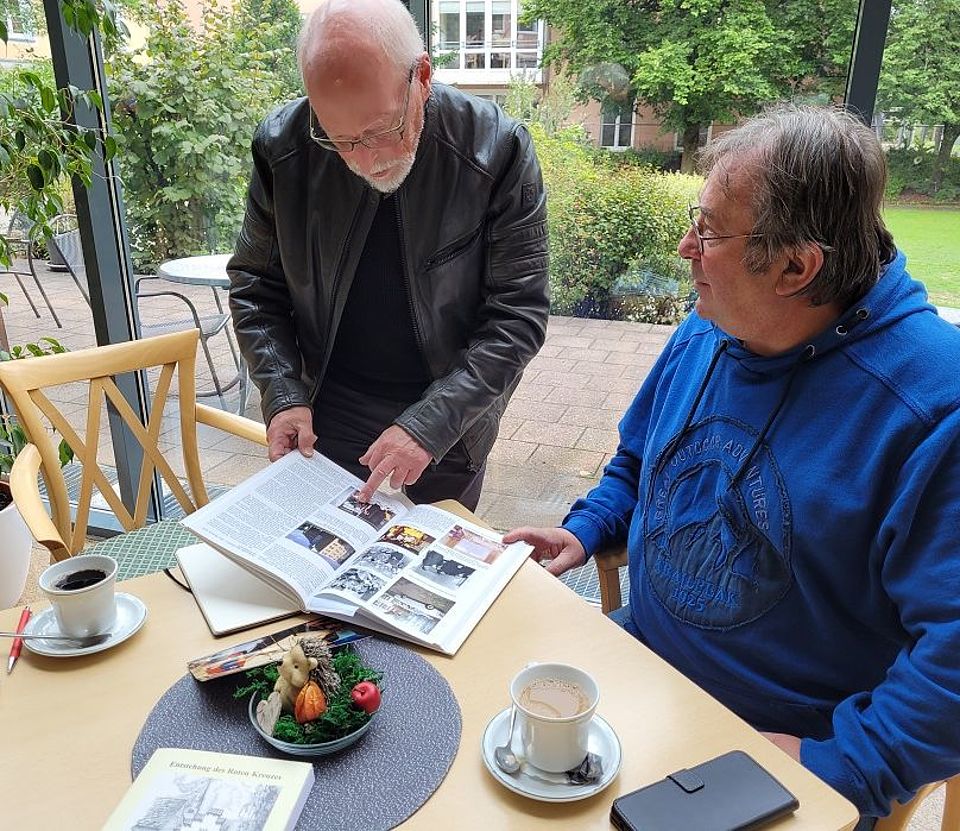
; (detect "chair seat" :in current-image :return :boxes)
[140,313,231,339]
[84,520,198,581]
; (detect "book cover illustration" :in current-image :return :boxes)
[188,616,366,682]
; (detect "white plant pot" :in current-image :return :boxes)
[0,483,33,609]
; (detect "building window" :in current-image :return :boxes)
[6,0,36,40]
[490,52,510,69]
[601,101,634,149]
[465,1,484,45]
[516,7,538,49]
[439,1,460,50]
[491,1,512,48]
[674,124,711,151]
[516,52,538,69]
[465,52,486,69]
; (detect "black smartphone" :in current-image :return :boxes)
[610,750,800,831]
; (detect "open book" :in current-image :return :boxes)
[180,451,532,655]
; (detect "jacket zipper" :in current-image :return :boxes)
[423,224,483,271]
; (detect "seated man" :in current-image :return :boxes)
[506,104,960,825]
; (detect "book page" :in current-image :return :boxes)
[307,504,532,651]
[181,452,413,604]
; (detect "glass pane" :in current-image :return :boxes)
[517,31,537,50]
[490,52,510,69]
[439,2,460,49]
[464,52,486,69]
[491,0,861,340]
[465,2,484,45]
[876,0,960,309]
[492,2,512,48]
[516,52,538,69]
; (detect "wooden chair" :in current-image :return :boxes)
[875,776,960,830]
[593,549,960,831]
[0,329,266,578]
[595,543,628,614]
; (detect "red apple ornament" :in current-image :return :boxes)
[351,681,381,714]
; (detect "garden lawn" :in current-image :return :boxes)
[883,206,960,307]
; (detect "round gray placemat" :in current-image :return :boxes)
[133,638,461,830]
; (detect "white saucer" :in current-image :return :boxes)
[481,707,621,802]
[22,593,148,657]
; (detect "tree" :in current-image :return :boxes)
[107,0,302,268]
[523,0,856,172]
[0,0,123,264]
[877,0,960,194]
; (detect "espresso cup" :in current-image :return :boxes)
[509,662,599,772]
[38,554,118,637]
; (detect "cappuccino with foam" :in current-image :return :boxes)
[518,677,590,719]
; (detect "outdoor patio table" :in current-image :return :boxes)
[0,503,857,830]
[156,253,249,414]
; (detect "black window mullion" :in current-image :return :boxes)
[43,0,162,528]
[844,0,893,125]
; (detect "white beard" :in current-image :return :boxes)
[345,127,422,194]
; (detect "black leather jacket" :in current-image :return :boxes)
[228,84,549,466]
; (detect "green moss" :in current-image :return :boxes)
[237,646,384,745]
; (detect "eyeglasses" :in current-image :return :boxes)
[688,205,764,254]
[309,64,417,153]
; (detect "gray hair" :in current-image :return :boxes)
[298,0,425,80]
[699,104,896,308]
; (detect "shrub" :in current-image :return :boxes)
[530,124,692,321]
[884,145,960,201]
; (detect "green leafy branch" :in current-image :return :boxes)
[0,0,123,267]
[0,332,74,475]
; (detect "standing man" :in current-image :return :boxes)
[228,0,548,509]
[507,105,960,825]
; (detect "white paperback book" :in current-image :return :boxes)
[180,450,532,655]
[102,748,314,831]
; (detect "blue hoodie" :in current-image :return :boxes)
[563,253,960,816]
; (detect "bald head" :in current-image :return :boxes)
[298,0,426,82]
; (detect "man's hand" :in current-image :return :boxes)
[357,425,432,502]
[761,732,802,762]
[266,406,316,462]
[502,526,586,576]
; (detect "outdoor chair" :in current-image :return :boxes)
[594,547,960,831]
[0,329,266,579]
[0,210,63,328]
[46,226,242,411]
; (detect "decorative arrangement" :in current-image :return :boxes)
[236,637,382,754]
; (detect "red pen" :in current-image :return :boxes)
[7,606,31,674]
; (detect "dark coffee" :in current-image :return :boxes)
[55,569,107,591]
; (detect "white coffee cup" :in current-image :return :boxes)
[38,554,118,637]
[509,662,599,773]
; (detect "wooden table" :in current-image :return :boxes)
[0,561,857,829]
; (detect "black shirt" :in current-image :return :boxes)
[321,193,431,403]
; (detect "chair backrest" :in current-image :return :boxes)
[5,210,33,239]
[0,329,210,557]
